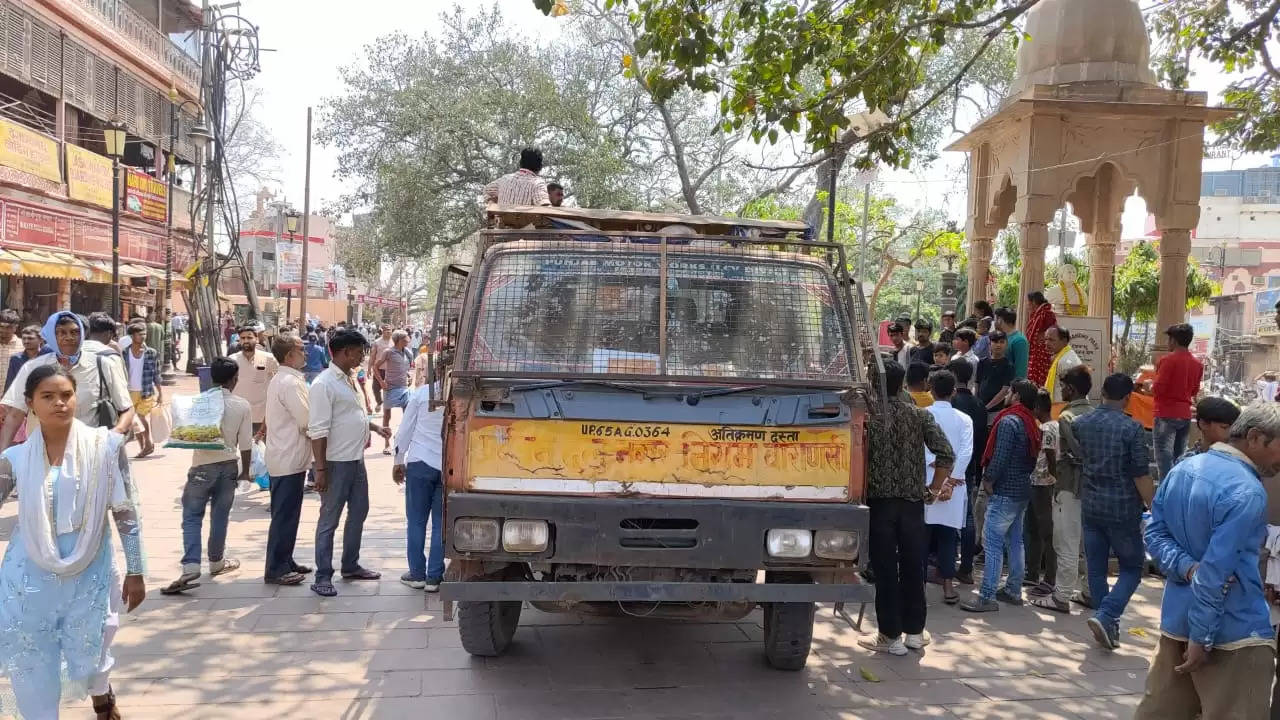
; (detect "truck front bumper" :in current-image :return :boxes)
[441,580,873,604]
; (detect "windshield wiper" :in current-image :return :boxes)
[680,385,767,404]
[504,379,653,394]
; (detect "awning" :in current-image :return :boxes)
[0,248,103,282]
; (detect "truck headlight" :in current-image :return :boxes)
[502,519,550,553]
[453,518,500,552]
[766,529,813,558]
[814,530,858,560]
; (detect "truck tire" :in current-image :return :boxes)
[762,601,815,671]
[458,600,522,657]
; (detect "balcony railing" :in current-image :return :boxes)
[76,0,201,90]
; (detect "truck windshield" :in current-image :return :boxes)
[466,250,852,382]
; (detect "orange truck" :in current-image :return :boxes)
[433,206,877,670]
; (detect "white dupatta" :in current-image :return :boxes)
[18,420,123,577]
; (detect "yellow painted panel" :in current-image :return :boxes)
[467,420,851,487]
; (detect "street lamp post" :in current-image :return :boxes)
[164,90,208,382]
[103,121,127,320]
[285,209,301,320]
[915,276,925,321]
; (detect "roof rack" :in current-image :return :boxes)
[484,204,811,238]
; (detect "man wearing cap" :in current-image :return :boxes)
[1152,323,1203,482]
[938,311,957,344]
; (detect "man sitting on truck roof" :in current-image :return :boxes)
[484,147,551,206]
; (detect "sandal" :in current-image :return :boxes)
[92,686,120,720]
[264,571,305,586]
[311,581,338,597]
[341,567,381,581]
[291,562,313,575]
[944,591,960,605]
[161,572,201,595]
[210,558,241,577]
[1030,595,1071,614]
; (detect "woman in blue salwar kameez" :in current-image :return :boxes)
[0,362,146,719]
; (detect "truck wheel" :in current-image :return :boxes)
[762,601,815,671]
[458,600,522,657]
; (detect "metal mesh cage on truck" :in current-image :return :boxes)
[455,231,869,387]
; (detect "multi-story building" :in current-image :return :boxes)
[0,0,202,321]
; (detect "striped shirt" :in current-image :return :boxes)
[484,169,550,206]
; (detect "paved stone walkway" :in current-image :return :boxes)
[0,375,1158,719]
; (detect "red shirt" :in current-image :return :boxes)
[1152,349,1202,420]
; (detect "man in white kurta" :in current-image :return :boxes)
[924,368,974,605]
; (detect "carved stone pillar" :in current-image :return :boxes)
[1016,222,1049,329]
[1153,228,1192,353]
[967,236,994,311]
[1086,230,1119,319]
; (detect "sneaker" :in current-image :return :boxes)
[858,633,908,656]
[960,596,999,613]
[399,573,426,590]
[904,630,932,650]
[995,588,1024,606]
[424,578,441,593]
[1087,616,1119,650]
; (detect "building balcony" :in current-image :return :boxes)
[72,0,201,93]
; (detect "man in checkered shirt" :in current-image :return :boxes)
[484,148,551,206]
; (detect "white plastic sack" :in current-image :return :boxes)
[165,389,227,450]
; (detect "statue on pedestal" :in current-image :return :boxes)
[1045,264,1087,317]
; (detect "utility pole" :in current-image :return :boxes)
[299,107,312,329]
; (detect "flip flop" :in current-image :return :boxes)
[161,573,201,595]
[291,563,313,574]
[311,581,338,597]
[341,568,381,581]
[210,558,241,577]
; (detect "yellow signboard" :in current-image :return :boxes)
[467,420,852,492]
[0,118,61,183]
[65,144,114,209]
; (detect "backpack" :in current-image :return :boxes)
[93,350,121,428]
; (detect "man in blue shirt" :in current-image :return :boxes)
[1071,373,1153,650]
[302,333,328,383]
[994,307,1027,380]
[1136,404,1280,720]
[961,379,1039,613]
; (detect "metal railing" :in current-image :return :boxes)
[75,0,201,90]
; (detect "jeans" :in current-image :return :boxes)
[265,472,305,579]
[928,524,959,579]
[958,489,977,576]
[1052,488,1083,603]
[314,460,370,581]
[868,498,928,639]
[405,461,445,581]
[1025,485,1056,585]
[980,494,1028,601]
[1083,518,1144,628]
[1153,417,1191,482]
[180,460,237,572]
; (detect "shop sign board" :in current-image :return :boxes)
[124,169,168,222]
[0,199,175,269]
[276,240,302,290]
[1255,288,1280,337]
[0,118,61,183]
[65,144,114,209]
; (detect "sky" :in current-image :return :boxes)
[236,0,1276,247]
[236,0,560,214]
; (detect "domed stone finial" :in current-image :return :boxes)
[1008,0,1157,95]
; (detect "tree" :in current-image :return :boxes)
[535,0,1036,170]
[1113,240,1217,351]
[320,6,642,257]
[1149,0,1280,151]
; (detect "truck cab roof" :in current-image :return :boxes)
[484,204,810,239]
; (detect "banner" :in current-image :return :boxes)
[65,144,114,209]
[276,240,302,290]
[124,169,167,222]
[0,118,60,183]
[1255,288,1280,337]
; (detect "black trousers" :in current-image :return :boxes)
[1024,485,1056,585]
[868,497,927,639]
[265,472,305,578]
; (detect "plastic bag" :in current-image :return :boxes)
[165,389,228,450]
[150,403,171,446]
[251,441,270,490]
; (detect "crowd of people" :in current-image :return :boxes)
[869,293,1280,718]
[0,309,445,719]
